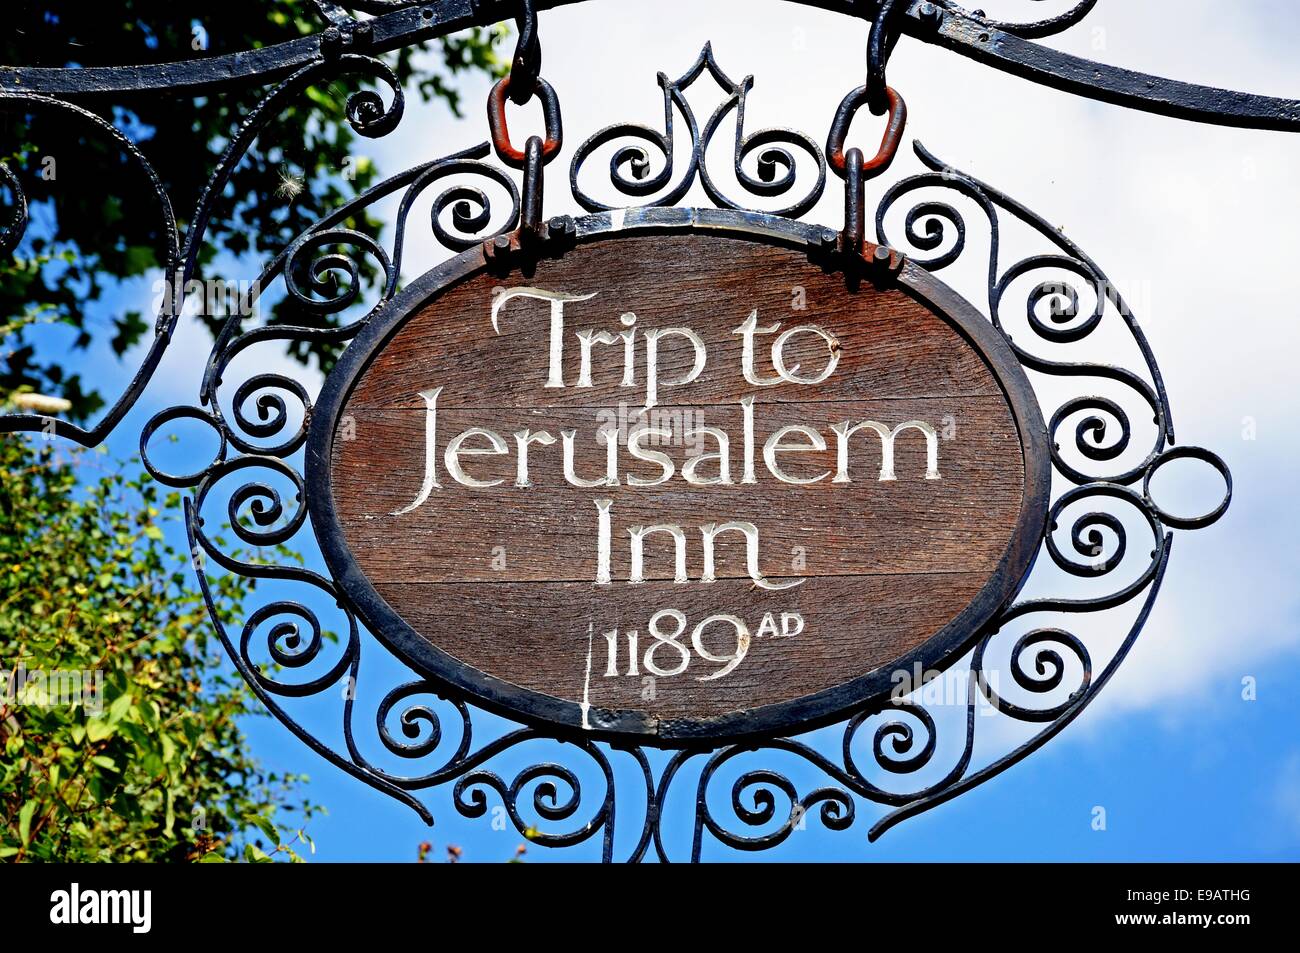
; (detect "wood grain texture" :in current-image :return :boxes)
[383,577,987,720]
[329,233,1029,723]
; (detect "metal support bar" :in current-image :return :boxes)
[914,6,1300,132]
[841,146,865,255]
[1,1,1296,133]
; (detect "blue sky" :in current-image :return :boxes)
[12,0,1300,861]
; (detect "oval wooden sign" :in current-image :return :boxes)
[307,212,1049,742]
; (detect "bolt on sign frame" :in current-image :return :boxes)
[0,1,1262,860]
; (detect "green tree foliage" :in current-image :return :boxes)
[0,435,317,861]
[1,1,509,419]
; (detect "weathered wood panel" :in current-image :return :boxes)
[335,398,1022,583]
[382,576,987,720]
[320,231,1039,736]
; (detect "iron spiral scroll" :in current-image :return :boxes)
[0,1,1247,860]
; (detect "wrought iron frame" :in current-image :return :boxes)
[306,207,1056,745]
[0,1,1254,861]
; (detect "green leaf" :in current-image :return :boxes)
[304,86,335,112]
[244,843,273,864]
[108,692,133,724]
[85,717,115,743]
[110,310,147,356]
[247,814,280,848]
[198,851,227,863]
[122,245,156,277]
[18,799,38,845]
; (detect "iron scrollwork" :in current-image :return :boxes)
[0,1,1252,860]
[569,42,827,218]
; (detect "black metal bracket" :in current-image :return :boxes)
[2,1,1296,131]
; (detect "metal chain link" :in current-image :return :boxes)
[509,0,542,105]
[486,0,565,245]
[866,0,908,114]
[827,1,910,257]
